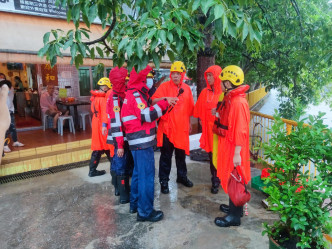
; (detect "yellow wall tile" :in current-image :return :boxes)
[41,155,58,168]
[36,146,53,155]
[66,141,80,150]
[52,144,66,152]
[79,139,91,147]
[19,148,36,158]
[24,158,41,172]
[2,151,20,160]
[57,152,73,165]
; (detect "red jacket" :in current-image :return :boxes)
[121,66,169,150]
[106,67,128,149]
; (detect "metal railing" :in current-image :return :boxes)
[249,111,316,176]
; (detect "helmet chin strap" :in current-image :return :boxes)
[223,82,235,92]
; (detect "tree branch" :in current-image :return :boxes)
[255,1,276,38]
[84,6,116,46]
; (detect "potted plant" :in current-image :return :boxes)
[260,112,331,249]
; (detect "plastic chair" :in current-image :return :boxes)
[42,113,49,131]
[57,116,75,136]
[79,111,92,131]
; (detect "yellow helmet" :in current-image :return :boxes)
[219,65,244,86]
[97,77,112,89]
[147,73,154,78]
[171,61,186,73]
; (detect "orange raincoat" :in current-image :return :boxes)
[152,72,194,155]
[193,65,223,153]
[216,85,251,193]
[90,90,114,155]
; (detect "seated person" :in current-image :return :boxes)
[40,85,69,132]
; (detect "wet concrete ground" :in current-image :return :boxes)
[0,153,278,249]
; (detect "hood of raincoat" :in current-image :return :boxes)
[127,65,152,96]
[109,67,128,97]
[204,65,222,94]
[169,71,186,88]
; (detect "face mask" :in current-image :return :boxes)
[146,78,154,89]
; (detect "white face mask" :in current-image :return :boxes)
[146,78,154,89]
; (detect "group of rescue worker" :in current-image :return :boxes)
[88,61,251,227]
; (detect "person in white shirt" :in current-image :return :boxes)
[0,74,24,153]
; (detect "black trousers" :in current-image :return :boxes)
[208,152,220,187]
[89,150,112,171]
[159,134,187,182]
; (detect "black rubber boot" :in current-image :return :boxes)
[88,151,106,177]
[220,199,244,217]
[160,180,169,194]
[215,198,242,227]
[117,175,130,204]
[111,170,120,196]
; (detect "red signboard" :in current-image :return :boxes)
[41,64,58,86]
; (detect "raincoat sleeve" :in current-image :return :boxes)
[107,96,125,149]
[193,88,206,119]
[101,98,108,125]
[151,83,166,100]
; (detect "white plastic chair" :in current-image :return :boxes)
[79,111,92,131]
[57,116,75,136]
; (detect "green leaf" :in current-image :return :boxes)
[192,0,200,12]
[150,39,159,51]
[50,56,57,67]
[90,47,95,60]
[118,38,129,51]
[152,52,160,69]
[66,8,72,23]
[38,44,50,57]
[167,21,176,30]
[176,39,184,53]
[43,32,51,44]
[241,22,249,42]
[74,54,83,68]
[201,0,214,15]
[159,30,167,44]
[228,22,237,38]
[71,4,81,22]
[167,32,174,43]
[136,43,143,59]
[88,4,98,24]
[147,29,157,39]
[214,4,225,20]
[75,31,82,42]
[170,0,178,8]
[140,13,149,26]
[96,47,104,58]
[180,10,190,20]
[167,50,175,62]
[70,43,78,58]
[127,41,134,58]
[222,14,228,33]
[78,43,87,57]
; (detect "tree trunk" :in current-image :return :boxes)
[196,29,215,133]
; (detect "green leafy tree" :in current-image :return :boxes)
[38,0,262,73]
[215,0,332,118]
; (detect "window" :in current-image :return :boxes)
[78,67,112,96]
[78,67,90,96]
